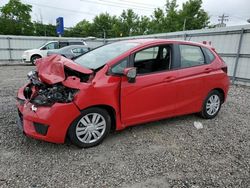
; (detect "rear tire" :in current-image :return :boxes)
[200,90,222,119]
[68,107,111,148]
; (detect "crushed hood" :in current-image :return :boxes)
[35,55,93,84]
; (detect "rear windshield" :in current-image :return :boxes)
[74,42,139,70]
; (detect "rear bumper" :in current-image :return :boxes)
[16,87,81,144]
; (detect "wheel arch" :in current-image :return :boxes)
[65,104,118,144]
[199,87,226,113]
[84,105,117,132]
[30,54,42,61]
[211,88,225,103]
[69,104,117,133]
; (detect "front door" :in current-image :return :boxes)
[120,44,179,126]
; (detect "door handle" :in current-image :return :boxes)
[204,68,213,73]
[164,76,176,82]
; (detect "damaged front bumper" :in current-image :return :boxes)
[16,55,94,144]
[16,86,81,144]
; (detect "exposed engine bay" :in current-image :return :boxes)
[21,55,95,106]
[24,70,79,106]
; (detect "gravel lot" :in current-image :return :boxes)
[0,65,249,188]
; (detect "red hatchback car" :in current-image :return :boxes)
[16,39,229,148]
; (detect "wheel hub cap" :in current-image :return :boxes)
[206,94,220,116]
[75,113,106,144]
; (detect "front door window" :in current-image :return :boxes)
[134,45,172,74]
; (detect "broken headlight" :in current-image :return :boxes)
[27,70,43,86]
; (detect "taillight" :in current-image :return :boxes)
[222,66,228,74]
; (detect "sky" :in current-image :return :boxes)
[0,0,249,28]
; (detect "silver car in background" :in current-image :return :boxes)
[47,45,91,59]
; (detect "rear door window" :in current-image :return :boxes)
[179,45,205,68]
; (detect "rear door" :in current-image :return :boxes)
[174,44,212,115]
[119,44,179,126]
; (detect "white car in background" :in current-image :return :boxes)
[22,40,86,64]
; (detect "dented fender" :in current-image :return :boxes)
[62,76,91,90]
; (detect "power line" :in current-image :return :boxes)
[227,14,247,21]
[100,0,156,9]
[25,0,157,20]
[22,0,158,27]
[118,0,159,8]
[80,0,155,11]
[24,1,98,16]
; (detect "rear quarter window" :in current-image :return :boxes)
[203,47,216,63]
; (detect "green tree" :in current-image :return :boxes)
[111,19,123,37]
[119,9,139,36]
[92,13,118,38]
[33,22,57,36]
[65,19,92,37]
[0,0,33,35]
[0,0,210,37]
[178,0,210,30]
[149,8,166,34]
[136,16,150,35]
[165,0,179,32]
[149,0,209,33]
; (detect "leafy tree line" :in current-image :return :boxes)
[0,0,210,38]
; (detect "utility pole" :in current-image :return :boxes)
[218,14,229,27]
[103,29,106,44]
[183,18,187,31]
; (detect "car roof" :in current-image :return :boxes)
[47,41,58,43]
[104,39,214,67]
[46,40,84,43]
[56,45,89,53]
[119,38,211,49]
[61,45,88,49]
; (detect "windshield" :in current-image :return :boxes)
[74,42,139,70]
[37,42,48,49]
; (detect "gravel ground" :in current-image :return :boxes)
[0,66,249,188]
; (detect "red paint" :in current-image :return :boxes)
[36,55,92,84]
[17,39,230,144]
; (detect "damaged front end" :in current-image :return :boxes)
[22,55,93,106]
[24,70,78,106]
[16,55,93,143]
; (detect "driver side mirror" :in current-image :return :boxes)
[123,67,137,83]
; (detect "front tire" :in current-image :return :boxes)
[200,90,222,119]
[31,55,41,65]
[68,107,111,148]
